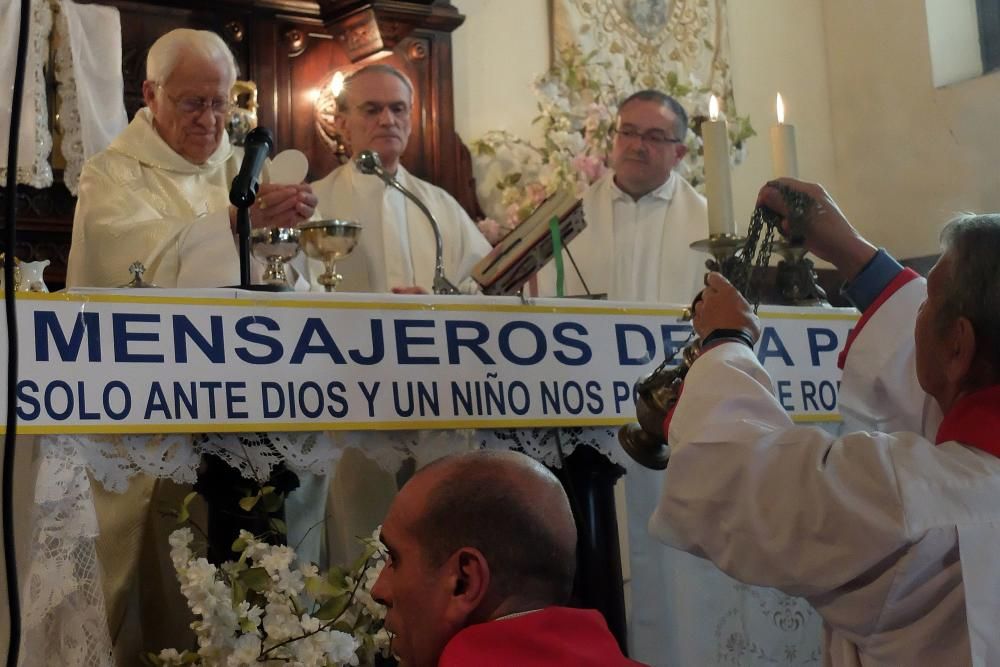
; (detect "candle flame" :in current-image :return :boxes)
[776,93,786,124]
[709,95,719,121]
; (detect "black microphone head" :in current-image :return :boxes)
[355,150,383,175]
[244,126,274,151]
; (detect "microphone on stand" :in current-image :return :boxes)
[230,127,273,207]
[355,150,459,295]
[229,127,274,289]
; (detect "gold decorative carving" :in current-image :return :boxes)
[223,20,245,44]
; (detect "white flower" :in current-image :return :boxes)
[226,634,261,666]
[156,648,186,666]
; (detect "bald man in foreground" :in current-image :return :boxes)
[372,450,646,666]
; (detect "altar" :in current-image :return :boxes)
[3,289,857,665]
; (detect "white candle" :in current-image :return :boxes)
[703,95,735,236]
[770,93,798,178]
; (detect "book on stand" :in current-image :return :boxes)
[472,189,586,296]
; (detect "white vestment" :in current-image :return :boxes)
[536,170,707,301]
[65,108,326,653]
[309,163,491,293]
[66,107,243,288]
[652,277,1000,666]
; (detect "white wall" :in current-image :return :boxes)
[727,0,838,237]
[822,0,1000,258]
[451,0,551,145]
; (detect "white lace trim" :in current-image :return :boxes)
[53,1,83,195]
[0,0,54,189]
[21,428,622,666]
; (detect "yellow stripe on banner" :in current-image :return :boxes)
[757,309,859,322]
[19,291,693,317]
[3,412,842,435]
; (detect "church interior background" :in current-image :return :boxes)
[1,0,999,664]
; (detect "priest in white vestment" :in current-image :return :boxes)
[307,63,491,568]
[63,28,319,659]
[539,91,820,664]
[654,178,1000,666]
[536,90,706,301]
[309,64,490,294]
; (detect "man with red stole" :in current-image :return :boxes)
[651,178,1000,665]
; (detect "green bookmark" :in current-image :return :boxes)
[548,216,565,297]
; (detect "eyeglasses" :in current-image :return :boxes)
[611,126,682,146]
[157,84,232,116]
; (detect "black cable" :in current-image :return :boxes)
[3,1,31,665]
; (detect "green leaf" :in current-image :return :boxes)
[306,575,346,599]
[269,517,287,535]
[327,565,347,585]
[238,494,259,512]
[314,593,351,621]
[177,491,199,524]
[261,492,284,513]
[238,566,271,592]
[231,536,248,553]
[260,486,276,495]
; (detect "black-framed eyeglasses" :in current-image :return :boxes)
[157,84,232,116]
[611,126,682,146]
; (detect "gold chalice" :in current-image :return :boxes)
[297,219,362,292]
[251,227,301,287]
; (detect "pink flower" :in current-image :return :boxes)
[571,154,607,184]
[526,182,548,206]
[504,203,523,228]
[477,218,505,245]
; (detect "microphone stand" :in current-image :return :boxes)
[355,150,459,295]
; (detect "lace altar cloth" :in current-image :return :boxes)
[20,426,622,667]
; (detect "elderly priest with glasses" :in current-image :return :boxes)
[63,28,319,656]
[66,28,317,289]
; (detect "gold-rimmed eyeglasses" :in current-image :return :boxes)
[156,84,232,116]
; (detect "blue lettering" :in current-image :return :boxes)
[553,322,591,366]
[113,313,164,363]
[757,327,793,366]
[298,382,324,418]
[394,320,439,365]
[78,381,100,420]
[173,315,225,363]
[291,318,346,364]
[615,324,656,365]
[661,323,693,360]
[612,381,631,414]
[349,320,385,365]
[226,382,248,419]
[235,317,283,364]
[34,311,101,362]
[44,381,74,421]
[807,327,839,367]
[103,381,131,420]
[445,321,494,364]
[15,380,39,420]
[262,382,284,418]
[144,382,171,419]
[326,381,348,418]
[498,321,546,365]
[776,380,794,411]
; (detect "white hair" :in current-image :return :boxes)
[146,28,238,87]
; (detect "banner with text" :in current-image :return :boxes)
[0,290,858,434]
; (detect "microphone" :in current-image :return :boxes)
[355,150,459,294]
[229,126,273,207]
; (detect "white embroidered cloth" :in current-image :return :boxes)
[0,0,53,189]
[20,427,624,666]
[54,0,128,194]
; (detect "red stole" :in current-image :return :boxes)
[437,606,647,667]
[935,385,1000,457]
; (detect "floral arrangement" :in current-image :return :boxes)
[472,44,755,244]
[144,488,390,667]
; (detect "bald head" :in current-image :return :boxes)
[404,451,577,606]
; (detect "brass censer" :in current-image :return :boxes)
[618,186,813,470]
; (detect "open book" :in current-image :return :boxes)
[472,189,586,296]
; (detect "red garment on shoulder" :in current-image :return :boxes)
[935,384,1000,457]
[437,606,647,667]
